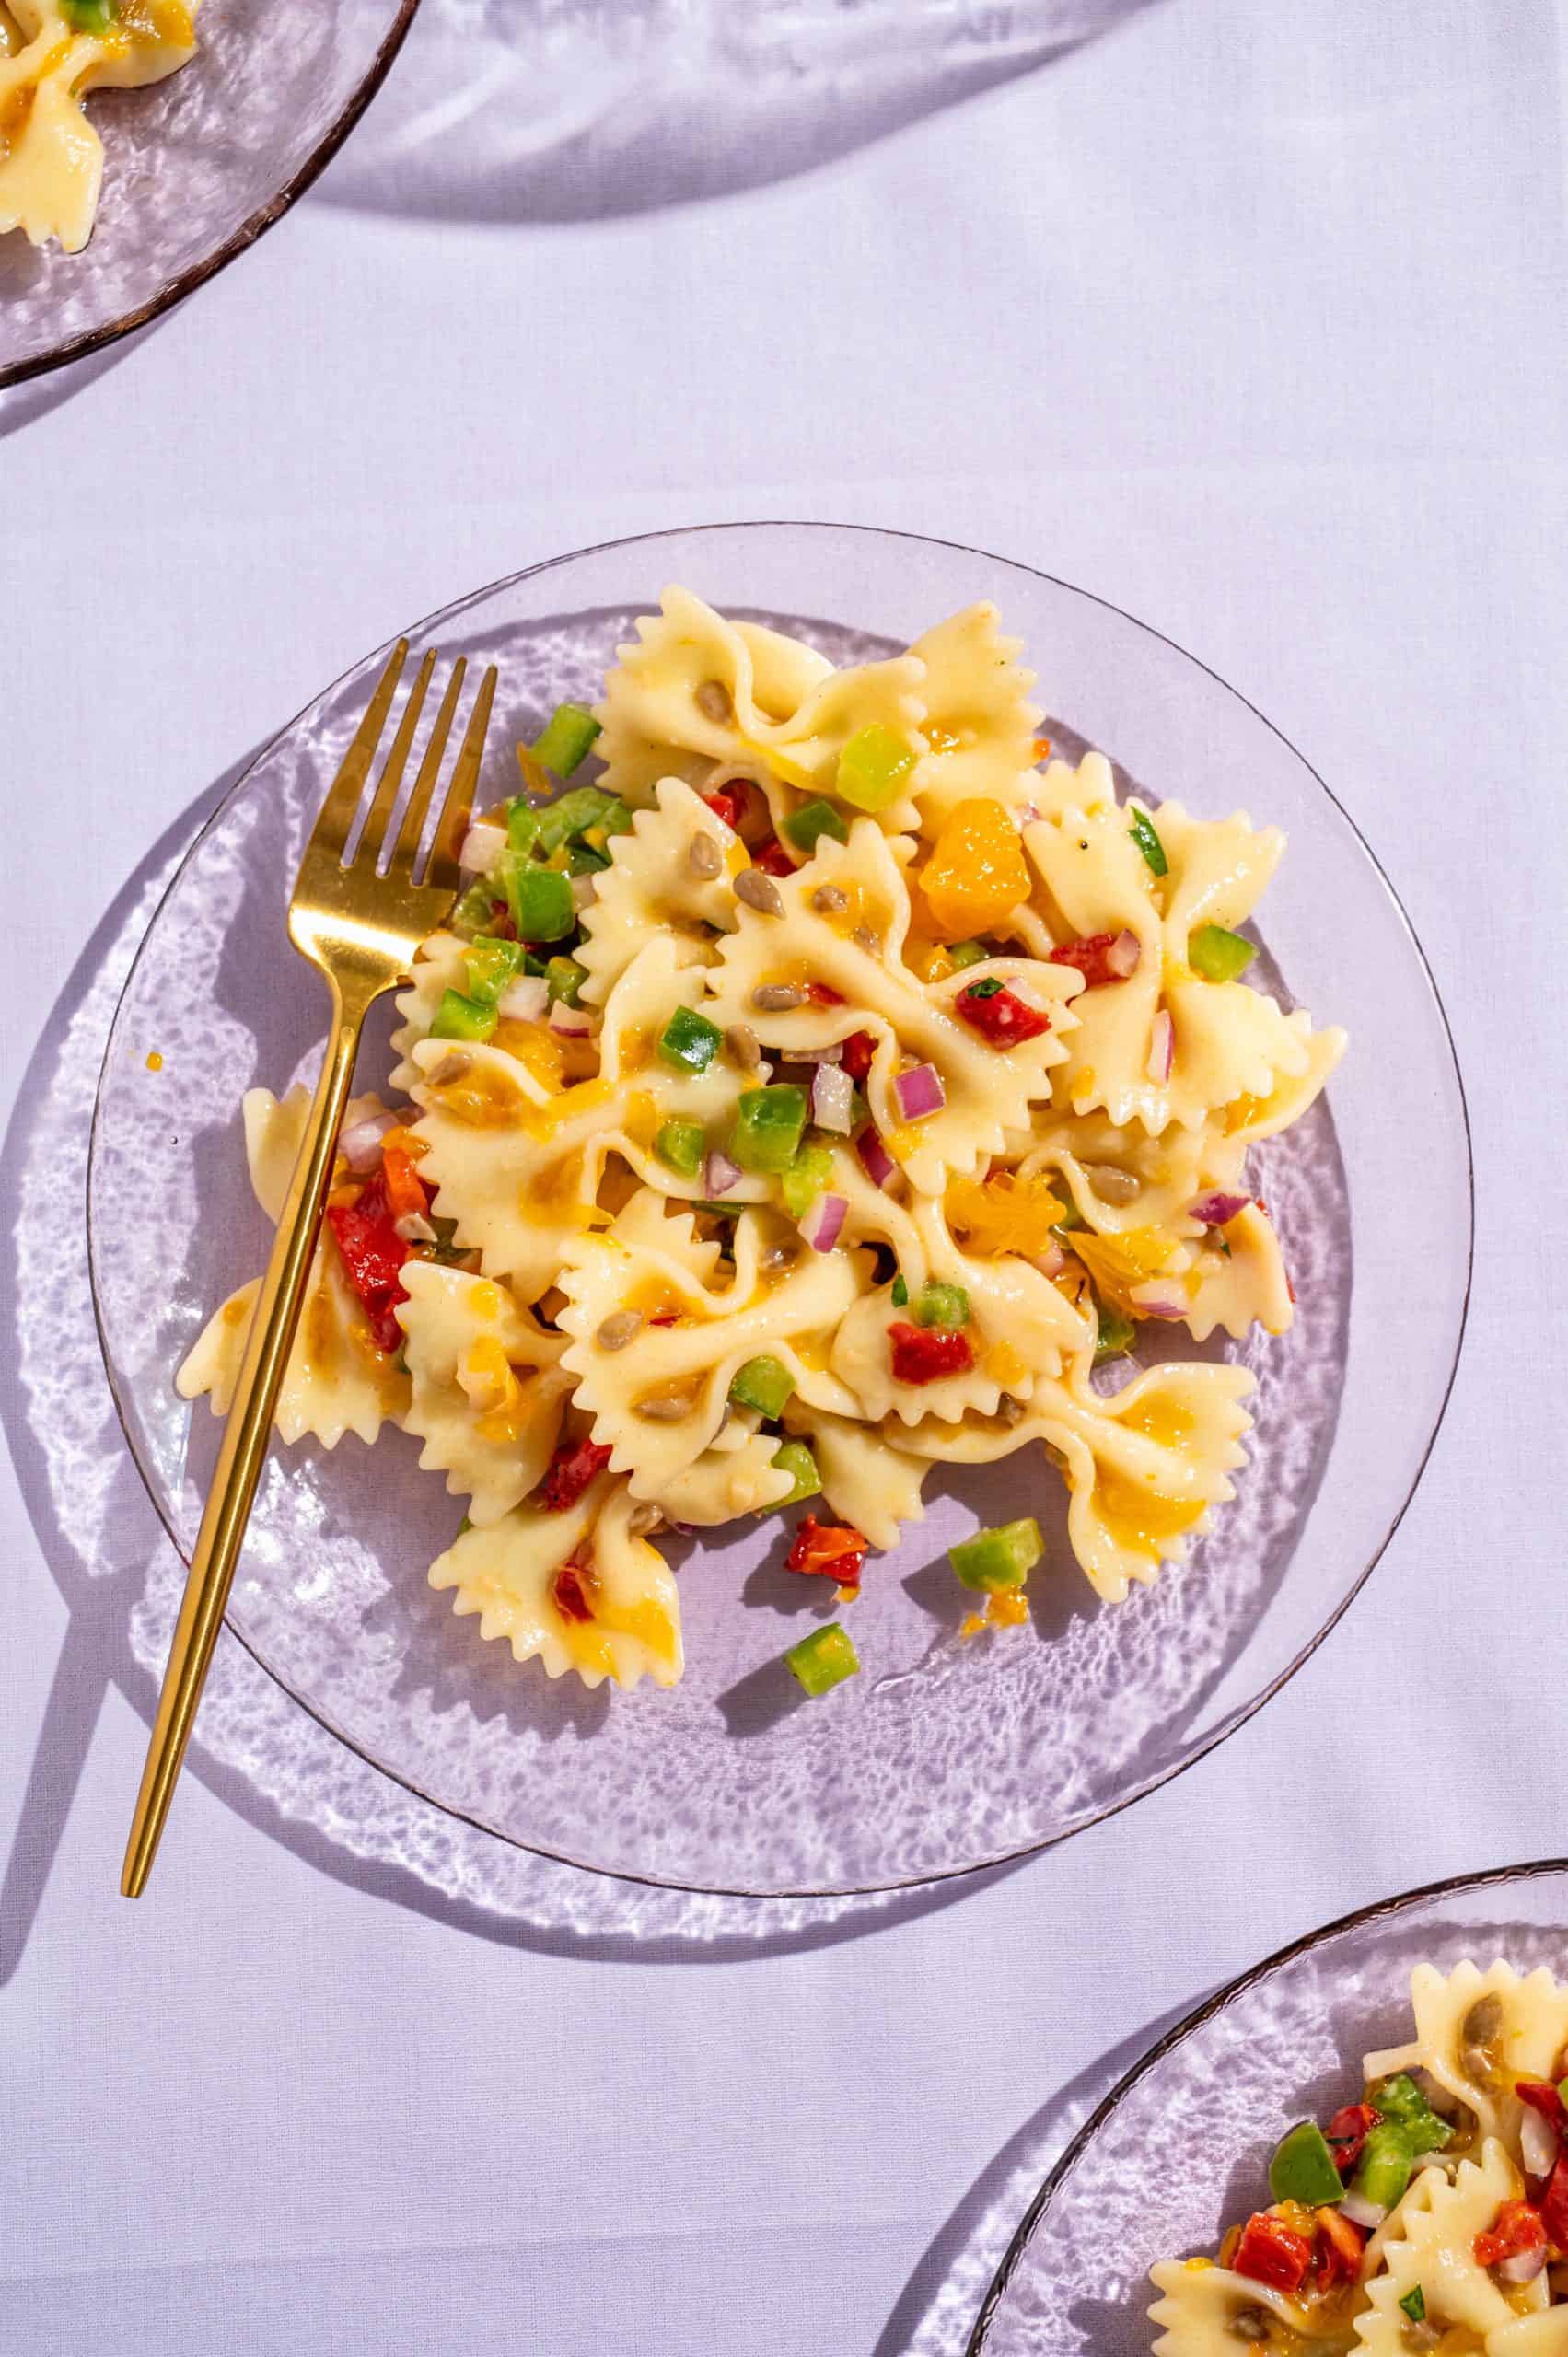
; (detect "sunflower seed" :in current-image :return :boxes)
[726,1023,761,1070]
[810,884,848,915]
[429,1052,472,1085]
[1085,1163,1140,1205]
[735,869,784,916]
[752,983,805,1012]
[687,831,722,880]
[595,1309,643,1352]
[634,1393,694,1422]
[694,679,733,724]
[852,925,881,953]
[627,1502,665,1536]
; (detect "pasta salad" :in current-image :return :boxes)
[180,589,1345,1698]
[1150,1962,1568,2352]
[0,1,200,253]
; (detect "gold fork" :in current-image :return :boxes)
[122,639,498,1898]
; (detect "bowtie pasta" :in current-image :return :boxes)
[1149,1962,1568,2353]
[0,0,200,253]
[180,590,1345,1698]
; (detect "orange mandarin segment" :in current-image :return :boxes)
[921,796,1029,936]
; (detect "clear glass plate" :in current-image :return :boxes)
[0,0,421,389]
[87,521,1471,1897]
[970,1861,1568,2353]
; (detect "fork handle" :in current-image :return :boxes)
[122,981,375,1898]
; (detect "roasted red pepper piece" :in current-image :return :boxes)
[754,837,795,877]
[1475,2199,1547,2268]
[326,1168,410,1353]
[551,1561,595,1622]
[382,1144,429,1224]
[804,981,844,1005]
[1516,2081,1566,2133]
[955,979,1051,1047]
[1230,2212,1314,2295]
[841,1030,876,1084]
[1314,2205,1365,2288]
[1325,2104,1381,2178]
[1046,933,1135,990]
[889,1319,975,1384]
[786,1515,868,1589]
[538,1436,613,1512]
[703,782,749,833]
[1541,2154,1568,2251]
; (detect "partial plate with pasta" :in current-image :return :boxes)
[89,522,1469,1894]
[0,0,419,388]
[969,1864,1568,2357]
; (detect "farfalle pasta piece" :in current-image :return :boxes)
[1353,2141,1531,2351]
[0,0,200,253]
[900,1356,1253,1603]
[906,603,1044,833]
[575,774,745,1006]
[394,1262,570,1526]
[652,1436,796,1524]
[428,1473,682,1689]
[703,819,1075,1192]
[1147,2259,1343,2355]
[178,1086,408,1447]
[389,931,471,1089]
[781,1406,929,1550]
[1364,1963,1568,2151]
[556,1191,865,1496]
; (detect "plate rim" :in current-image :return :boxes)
[87,517,1477,1897]
[0,0,424,393]
[966,1853,1568,2352]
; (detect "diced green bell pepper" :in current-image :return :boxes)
[657,1005,724,1074]
[450,877,504,937]
[430,989,497,1044]
[889,1274,909,1307]
[655,1120,705,1179]
[1128,806,1168,877]
[501,854,575,942]
[465,935,524,1005]
[784,1621,859,1695]
[780,1142,834,1218]
[947,939,988,970]
[530,702,602,777]
[912,1280,969,1330]
[566,840,610,876]
[1368,2075,1453,2153]
[1092,1294,1137,1364]
[836,725,915,813]
[1351,2123,1417,2213]
[1268,2120,1346,2209]
[1188,923,1256,982]
[1399,2290,1426,2326]
[729,1085,808,1175]
[949,1517,1043,1593]
[729,1355,796,1419]
[505,799,541,853]
[783,797,849,853]
[545,956,588,1006]
[770,1441,820,1504]
[536,784,632,853]
[62,0,116,28]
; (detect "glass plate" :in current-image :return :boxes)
[0,0,421,390]
[970,1860,1568,2353]
[87,521,1471,1897]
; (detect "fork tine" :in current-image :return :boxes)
[389,656,466,878]
[352,644,436,870]
[310,639,409,854]
[425,665,498,888]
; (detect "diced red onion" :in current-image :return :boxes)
[1146,1009,1174,1083]
[395,1211,436,1245]
[1130,1282,1187,1320]
[1106,928,1142,978]
[1028,1244,1065,1279]
[893,1062,946,1122]
[1501,2246,1548,2286]
[855,1125,897,1190]
[703,1148,742,1197]
[1521,2107,1559,2178]
[548,997,593,1036]
[1338,2191,1387,2231]
[459,820,508,876]
[1017,802,1040,826]
[340,1111,397,1172]
[497,975,550,1023]
[811,1063,854,1133]
[1189,1190,1250,1227]
[798,1192,847,1253]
